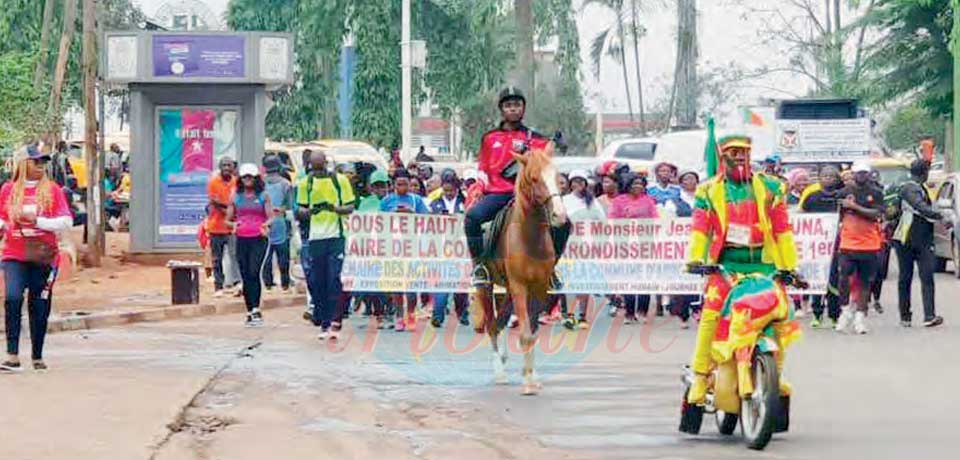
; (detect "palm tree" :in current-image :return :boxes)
[584,0,647,133]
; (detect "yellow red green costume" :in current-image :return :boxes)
[686,132,802,402]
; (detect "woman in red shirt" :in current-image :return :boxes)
[0,145,72,372]
[607,173,659,324]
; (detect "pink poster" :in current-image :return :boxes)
[181,109,215,172]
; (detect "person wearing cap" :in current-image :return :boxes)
[261,155,294,293]
[464,86,570,289]
[685,134,801,405]
[208,156,239,297]
[678,170,699,212]
[353,169,391,322]
[596,165,621,215]
[0,144,73,372]
[833,161,886,335]
[801,165,843,328]
[892,159,945,328]
[647,162,682,207]
[763,154,784,178]
[297,150,356,340]
[227,163,275,327]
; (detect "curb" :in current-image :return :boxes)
[2,295,307,335]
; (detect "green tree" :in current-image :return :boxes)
[857,0,952,117]
[351,0,402,149]
[227,0,347,141]
[882,103,945,151]
[0,51,50,148]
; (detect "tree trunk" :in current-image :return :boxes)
[48,0,78,138]
[629,0,645,135]
[513,0,536,96]
[83,0,102,264]
[824,0,831,35]
[616,17,635,123]
[34,0,57,88]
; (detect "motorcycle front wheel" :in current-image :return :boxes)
[740,352,780,450]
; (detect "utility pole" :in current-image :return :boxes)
[83,0,102,265]
[401,0,412,162]
[675,0,699,128]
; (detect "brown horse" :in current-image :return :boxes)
[473,144,566,395]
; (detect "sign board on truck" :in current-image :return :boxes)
[774,118,871,163]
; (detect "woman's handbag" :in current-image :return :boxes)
[20,229,56,266]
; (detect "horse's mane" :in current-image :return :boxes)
[515,144,553,216]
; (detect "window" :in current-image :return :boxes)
[615,142,656,160]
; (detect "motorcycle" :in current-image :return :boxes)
[678,264,807,450]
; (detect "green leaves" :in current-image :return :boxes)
[0,51,51,148]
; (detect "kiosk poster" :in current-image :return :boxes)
[153,35,245,78]
[157,108,222,244]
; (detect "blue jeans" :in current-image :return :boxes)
[308,238,345,329]
[432,293,469,323]
[3,261,55,360]
[464,193,513,260]
[262,240,291,289]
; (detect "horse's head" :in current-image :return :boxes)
[513,143,567,224]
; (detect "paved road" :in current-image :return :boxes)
[2,271,958,460]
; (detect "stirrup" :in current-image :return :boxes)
[550,271,563,290]
[472,264,491,287]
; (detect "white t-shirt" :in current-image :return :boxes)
[562,194,606,221]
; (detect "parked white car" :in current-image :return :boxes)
[598,137,658,172]
[933,172,960,276]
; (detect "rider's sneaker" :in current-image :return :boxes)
[549,271,563,291]
[809,317,822,329]
[853,311,868,335]
[835,308,853,333]
[471,264,491,287]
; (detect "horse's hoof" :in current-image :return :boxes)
[521,384,540,396]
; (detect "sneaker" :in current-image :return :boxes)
[872,301,884,314]
[794,309,806,319]
[376,317,386,329]
[0,360,22,372]
[32,361,48,372]
[578,316,590,330]
[317,328,329,340]
[395,319,406,332]
[835,308,852,333]
[679,320,690,330]
[562,315,576,330]
[430,318,442,329]
[508,314,519,329]
[809,317,822,329]
[264,286,275,293]
[853,311,868,335]
[608,305,619,317]
[213,290,224,298]
[900,320,912,328]
[244,314,257,328]
[281,286,291,294]
[828,318,838,329]
[923,316,944,328]
[328,329,340,341]
[471,264,491,287]
[250,309,264,326]
[459,315,470,327]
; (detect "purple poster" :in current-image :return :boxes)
[153,35,245,78]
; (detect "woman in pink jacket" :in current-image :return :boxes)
[608,172,659,323]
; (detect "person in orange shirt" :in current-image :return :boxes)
[834,161,886,335]
[208,156,238,297]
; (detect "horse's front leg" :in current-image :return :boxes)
[477,287,507,384]
[512,285,540,395]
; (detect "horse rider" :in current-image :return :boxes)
[464,86,571,288]
[685,134,802,404]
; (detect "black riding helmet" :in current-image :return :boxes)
[499,86,526,107]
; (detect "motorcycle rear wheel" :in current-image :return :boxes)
[740,352,780,450]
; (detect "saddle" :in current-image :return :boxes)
[482,199,514,260]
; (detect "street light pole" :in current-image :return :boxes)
[401,0,412,163]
